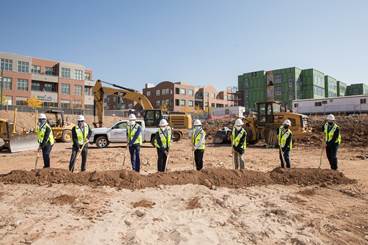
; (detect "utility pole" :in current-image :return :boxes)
[0,68,4,110]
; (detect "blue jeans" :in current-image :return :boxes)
[129,144,140,172]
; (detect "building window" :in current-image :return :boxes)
[204,92,209,98]
[31,81,41,91]
[156,89,160,96]
[44,83,57,92]
[2,77,12,90]
[294,103,298,108]
[17,61,29,73]
[31,65,41,74]
[275,86,282,96]
[45,67,54,75]
[315,102,322,107]
[16,96,27,105]
[75,85,82,95]
[187,89,193,96]
[155,100,161,107]
[146,90,151,97]
[4,96,12,105]
[0,59,13,71]
[61,84,70,94]
[60,100,70,109]
[361,99,367,104]
[175,88,180,94]
[61,68,71,78]
[74,70,84,80]
[84,86,92,96]
[17,79,28,91]
[162,88,171,95]
[180,88,186,95]
[85,72,92,80]
[188,100,193,107]
[179,99,185,106]
[175,99,179,106]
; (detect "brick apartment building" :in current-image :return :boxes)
[142,81,236,112]
[0,52,94,109]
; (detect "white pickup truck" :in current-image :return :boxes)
[89,120,157,148]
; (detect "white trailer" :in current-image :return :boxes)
[212,106,246,118]
[292,95,368,114]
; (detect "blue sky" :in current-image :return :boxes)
[1,0,367,90]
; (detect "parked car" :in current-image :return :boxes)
[89,120,157,148]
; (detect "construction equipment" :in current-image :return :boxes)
[44,110,74,142]
[244,101,310,146]
[93,80,192,141]
[0,109,38,153]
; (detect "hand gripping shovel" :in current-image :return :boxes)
[72,142,88,173]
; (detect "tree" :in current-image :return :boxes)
[26,97,43,109]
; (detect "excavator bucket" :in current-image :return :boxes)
[8,133,38,153]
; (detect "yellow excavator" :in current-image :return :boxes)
[93,80,192,141]
[244,101,309,145]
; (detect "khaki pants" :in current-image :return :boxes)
[233,150,245,170]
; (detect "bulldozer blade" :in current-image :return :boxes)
[8,134,38,153]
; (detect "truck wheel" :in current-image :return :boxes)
[172,131,181,142]
[96,136,109,148]
[61,130,72,143]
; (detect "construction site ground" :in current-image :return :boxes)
[0,138,368,244]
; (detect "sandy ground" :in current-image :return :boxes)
[0,139,368,244]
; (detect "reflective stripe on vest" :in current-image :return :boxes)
[154,127,172,149]
[324,123,341,144]
[192,128,206,150]
[231,128,246,149]
[36,123,55,145]
[128,124,142,145]
[278,126,292,149]
[75,124,89,145]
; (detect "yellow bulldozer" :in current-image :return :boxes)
[44,110,74,142]
[244,101,309,146]
[0,109,38,153]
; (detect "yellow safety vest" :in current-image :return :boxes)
[36,123,55,145]
[278,126,292,149]
[192,128,206,150]
[231,128,246,149]
[127,124,142,145]
[154,127,172,149]
[75,124,89,145]
[324,123,341,144]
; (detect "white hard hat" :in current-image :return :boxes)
[193,119,202,126]
[159,119,168,127]
[283,119,292,126]
[234,118,244,127]
[326,114,335,121]
[128,114,137,121]
[38,113,46,120]
[77,115,85,121]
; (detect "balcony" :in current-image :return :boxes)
[32,73,58,83]
[84,80,95,86]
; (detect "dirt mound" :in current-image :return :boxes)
[0,167,355,189]
[132,199,155,208]
[50,194,77,205]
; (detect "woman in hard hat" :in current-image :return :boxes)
[153,119,172,172]
[277,120,293,168]
[322,114,341,170]
[231,118,247,169]
[127,114,142,172]
[36,113,55,168]
[192,119,206,170]
[69,115,92,172]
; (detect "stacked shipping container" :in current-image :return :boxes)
[324,76,338,97]
[238,71,266,111]
[337,81,347,96]
[346,83,368,96]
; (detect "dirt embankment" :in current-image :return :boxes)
[0,167,354,189]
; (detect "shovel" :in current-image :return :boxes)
[122,144,129,169]
[34,148,41,176]
[72,142,88,173]
[164,150,170,172]
[279,145,286,168]
[318,138,325,169]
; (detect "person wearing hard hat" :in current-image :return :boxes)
[153,119,172,172]
[69,115,92,172]
[322,114,341,170]
[127,114,142,172]
[231,118,247,170]
[192,119,206,170]
[277,120,293,168]
[36,113,55,168]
